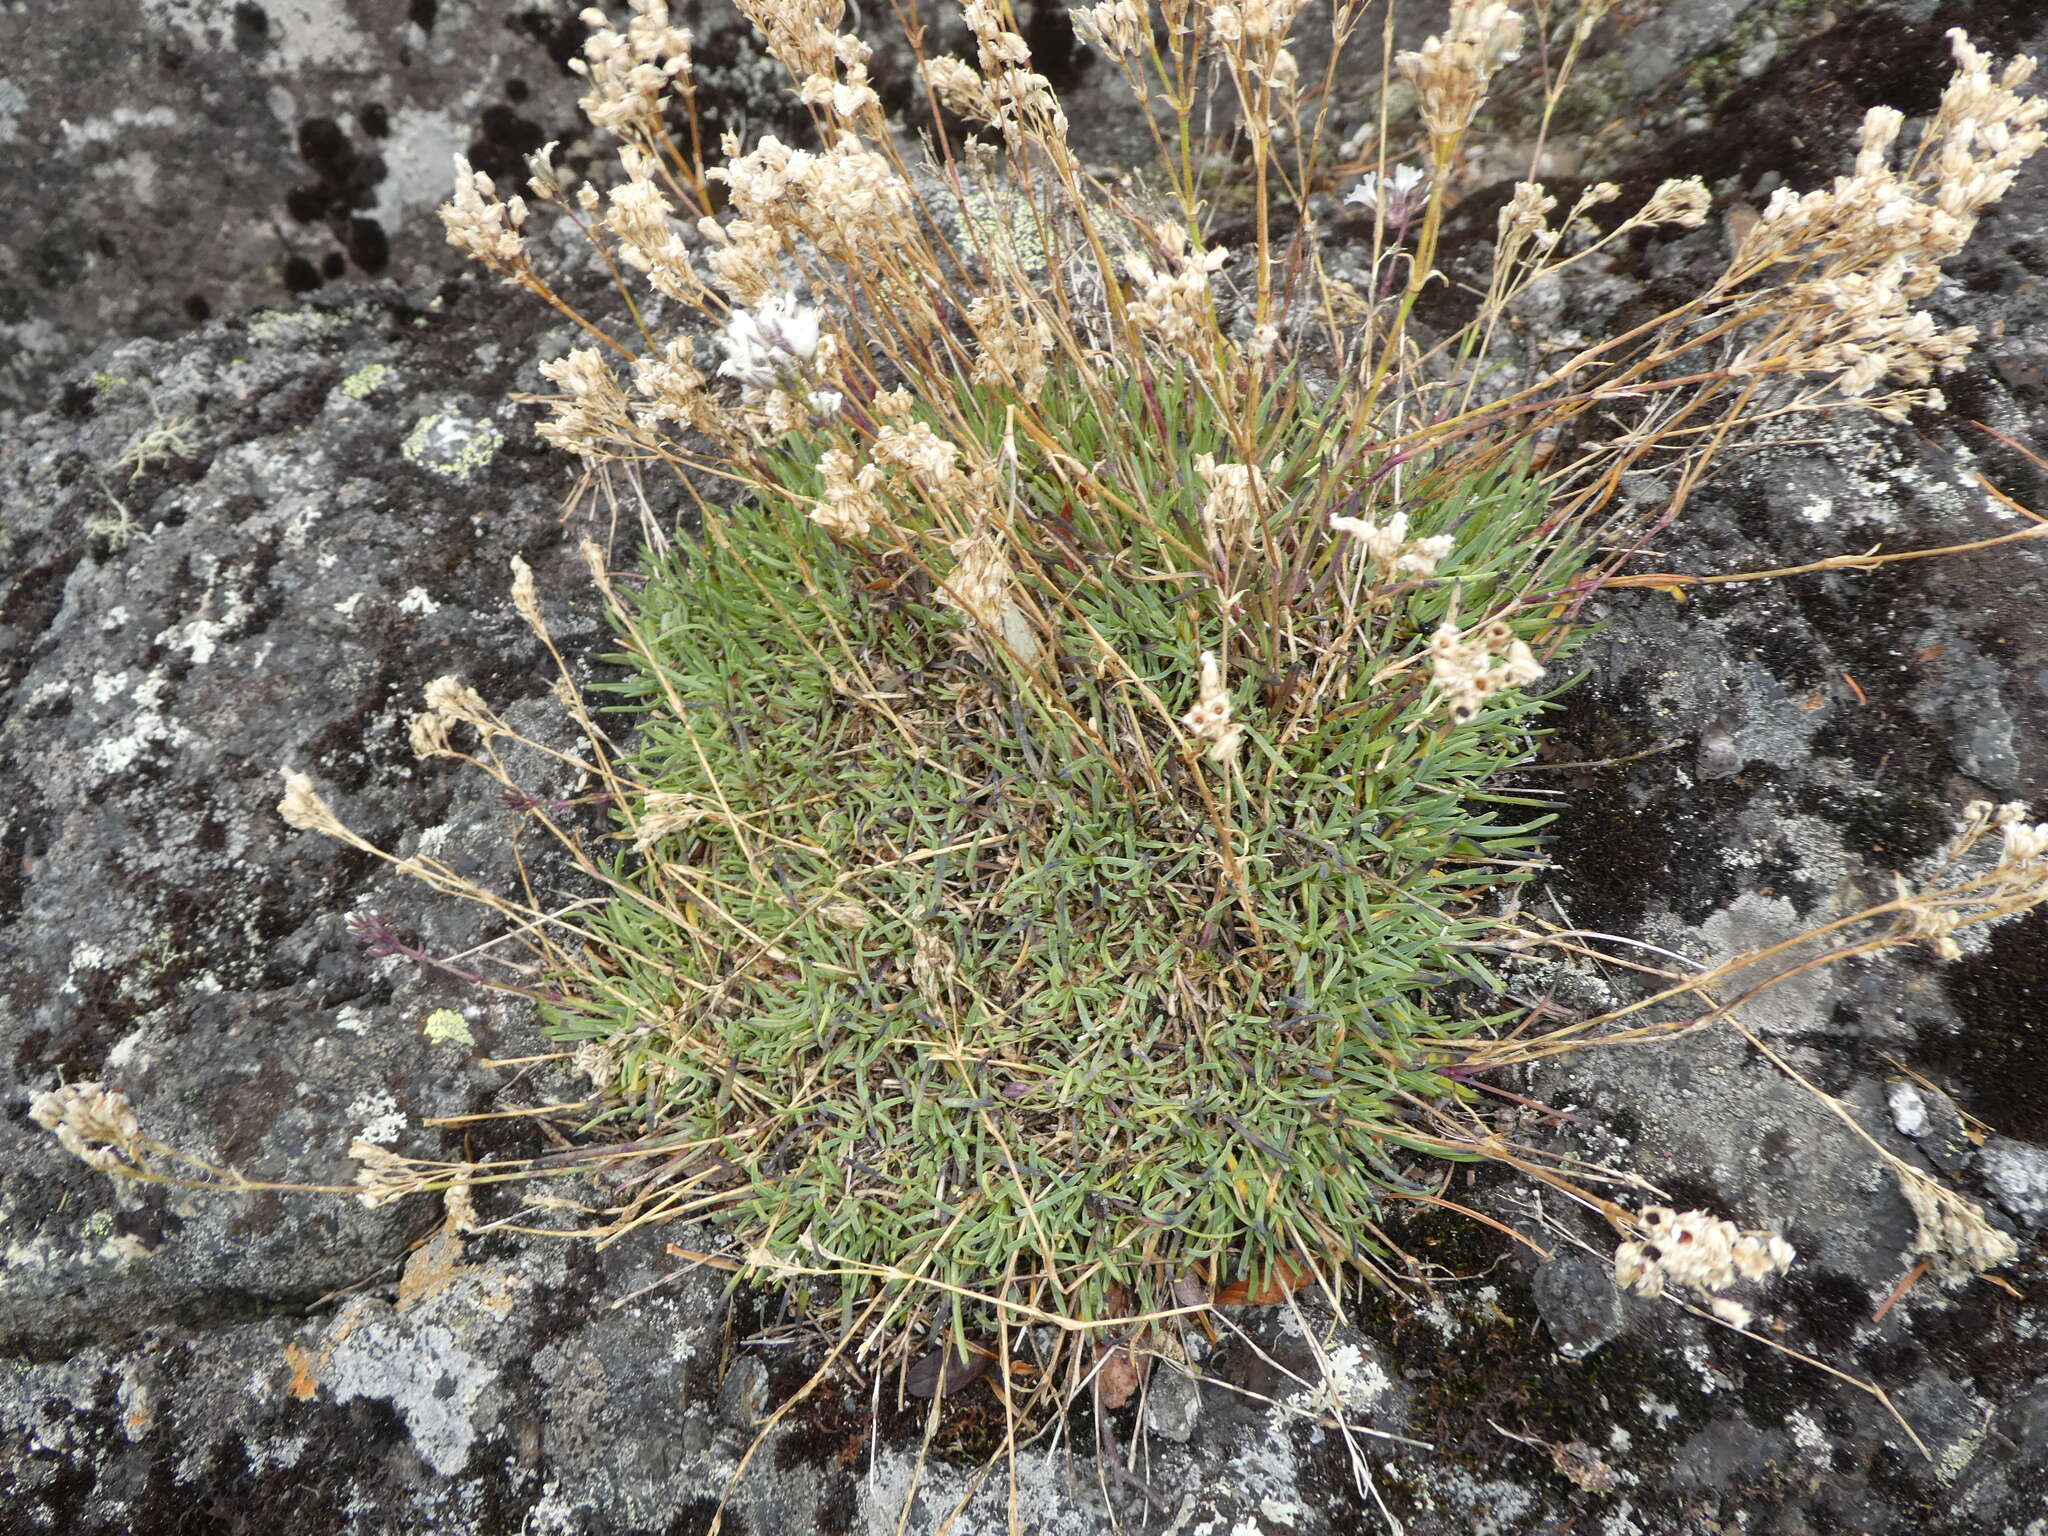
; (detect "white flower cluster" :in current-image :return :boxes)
[1330,510,1454,579]
[1426,617,1542,723]
[1614,1206,1796,1330]
[716,294,821,390]
[30,1081,143,1173]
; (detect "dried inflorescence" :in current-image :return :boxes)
[938,522,1040,666]
[1124,224,1230,352]
[1180,651,1245,765]
[966,293,1054,398]
[571,0,697,140]
[1725,29,2047,405]
[602,147,704,304]
[536,347,643,461]
[1072,0,1148,60]
[1613,1206,1796,1330]
[440,157,529,272]
[960,0,1071,145]
[1398,0,1525,150]
[811,446,886,538]
[1891,798,2048,959]
[30,1081,145,1173]
[1194,454,1276,550]
[1895,1164,2019,1280]
[710,133,918,269]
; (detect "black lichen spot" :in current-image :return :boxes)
[321,251,346,280]
[509,6,589,73]
[409,0,439,30]
[183,292,212,324]
[1021,5,1085,90]
[347,216,391,274]
[57,380,96,420]
[466,102,549,182]
[232,2,270,53]
[282,254,322,293]
[1780,1268,1870,1352]
[1932,906,2048,1140]
[358,102,391,138]
[285,117,389,273]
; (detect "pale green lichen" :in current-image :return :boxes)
[424,1009,475,1047]
[402,412,504,482]
[246,307,347,347]
[340,363,393,400]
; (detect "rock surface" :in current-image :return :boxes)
[2,2,2045,1534]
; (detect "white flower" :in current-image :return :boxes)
[716,294,822,389]
[1345,163,1430,216]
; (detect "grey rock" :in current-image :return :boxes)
[1530,1257,1625,1359]
[1143,1367,1201,1443]
[1889,1081,1931,1138]
[715,1356,770,1430]
[1977,1140,2048,1229]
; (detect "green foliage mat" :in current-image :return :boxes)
[548,433,1584,1333]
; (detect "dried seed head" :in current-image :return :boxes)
[440,156,528,270]
[509,554,544,637]
[1398,2,1526,147]
[1194,454,1269,549]
[967,294,1053,397]
[812,446,886,538]
[939,523,1041,667]
[1427,619,1544,722]
[1181,651,1245,765]
[571,0,696,139]
[1073,0,1148,58]
[278,769,350,838]
[924,56,996,119]
[538,347,641,460]
[1896,1164,2019,1279]
[1613,1206,1795,1318]
[1638,176,1711,228]
[1125,223,1229,352]
[31,1081,144,1171]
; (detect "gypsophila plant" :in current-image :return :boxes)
[35,0,2048,1505]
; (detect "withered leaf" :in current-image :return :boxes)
[905,1343,989,1399]
[1093,1344,1146,1410]
[1215,1254,1323,1307]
